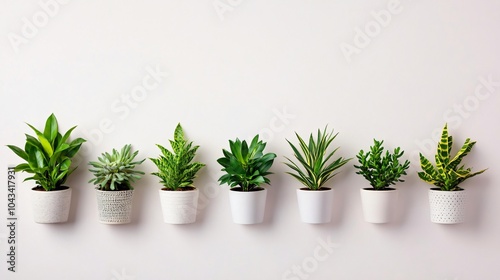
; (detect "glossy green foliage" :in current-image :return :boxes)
[88,144,145,191]
[284,127,351,190]
[418,124,487,191]
[150,123,205,191]
[217,135,276,192]
[7,114,86,191]
[354,139,410,190]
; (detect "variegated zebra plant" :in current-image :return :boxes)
[418,124,487,191]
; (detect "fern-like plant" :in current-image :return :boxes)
[88,144,145,191]
[284,127,351,190]
[217,135,276,192]
[150,123,205,191]
[418,124,487,191]
[7,113,86,191]
[354,139,410,190]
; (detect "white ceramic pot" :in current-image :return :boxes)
[429,188,467,224]
[31,186,72,223]
[229,188,267,224]
[360,188,398,223]
[95,189,134,224]
[159,188,199,224]
[296,188,333,224]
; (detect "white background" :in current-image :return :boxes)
[1,0,499,279]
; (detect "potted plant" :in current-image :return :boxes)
[217,135,276,224]
[88,144,145,224]
[7,113,86,223]
[354,139,410,223]
[284,127,351,223]
[418,124,487,224]
[150,123,205,224]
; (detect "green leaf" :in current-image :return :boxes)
[217,134,274,190]
[43,113,58,144]
[27,123,54,157]
[7,145,29,161]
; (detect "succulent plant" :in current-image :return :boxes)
[284,127,351,190]
[88,144,145,191]
[418,124,487,191]
[150,123,205,191]
[217,135,276,192]
[354,139,410,190]
[7,113,86,191]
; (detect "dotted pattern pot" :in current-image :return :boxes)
[428,189,467,224]
[95,189,134,224]
[159,188,199,224]
[31,186,72,223]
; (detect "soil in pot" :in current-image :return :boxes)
[32,186,69,191]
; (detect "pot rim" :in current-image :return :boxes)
[230,187,266,192]
[160,186,198,191]
[429,187,465,192]
[95,188,134,192]
[31,186,70,192]
[361,187,397,191]
[298,187,332,191]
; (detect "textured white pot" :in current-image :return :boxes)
[31,186,72,223]
[296,188,333,224]
[229,188,267,224]
[95,189,134,224]
[360,188,398,223]
[159,188,199,224]
[429,188,467,224]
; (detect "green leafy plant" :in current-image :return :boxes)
[7,113,86,191]
[284,127,351,190]
[150,123,205,191]
[88,144,145,191]
[217,135,276,192]
[418,124,487,191]
[354,139,410,190]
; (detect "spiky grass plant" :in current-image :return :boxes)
[354,139,410,190]
[418,124,487,191]
[284,127,351,190]
[88,144,145,191]
[150,123,205,191]
[217,135,276,192]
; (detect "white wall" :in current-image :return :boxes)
[1,0,499,279]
